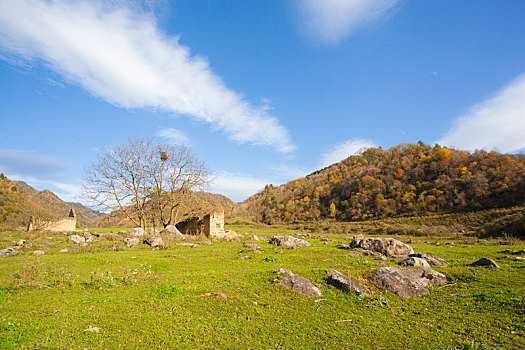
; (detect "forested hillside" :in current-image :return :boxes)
[0,173,103,228]
[238,143,525,224]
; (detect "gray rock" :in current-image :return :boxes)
[274,269,322,297]
[178,243,198,248]
[327,269,367,295]
[144,236,163,248]
[32,250,46,256]
[400,257,430,268]
[514,257,525,261]
[39,242,54,247]
[409,253,448,267]
[202,240,212,246]
[350,234,414,257]
[16,239,28,246]
[124,237,140,248]
[374,256,388,262]
[68,235,85,244]
[469,258,500,268]
[0,247,17,257]
[249,235,265,241]
[58,248,68,253]
[161,225,184,239]
[369,267,447,298]
[244,243,262,250]
[128,228,145,237]
[270,235,311,248]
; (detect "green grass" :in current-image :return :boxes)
[0,226,524,349]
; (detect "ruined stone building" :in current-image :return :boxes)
[176,211,225,238]
[28,208,77,232]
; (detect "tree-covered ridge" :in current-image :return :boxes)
[0,173,103,228]
[239,142,525,224]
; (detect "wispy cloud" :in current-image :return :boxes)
[294,0,400,44]
[320,138,375,167]
[0,0,296,153]
[156,128,189,145]
[438,73,525,153]
[210,172,270,202]
[0,149,80,201]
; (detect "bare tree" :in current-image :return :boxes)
[82,138,210,230]
[146,144,211,228]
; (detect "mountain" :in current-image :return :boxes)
[97,191,235,228]
[0,173,103,229]
[237,142,525,224]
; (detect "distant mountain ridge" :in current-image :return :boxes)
[0,173,103,228]
[236,142,525,224]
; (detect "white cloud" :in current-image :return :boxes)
[438,73,525,153]
[294,0,400,44]
[156,128,189,145]
[0,0,295,153]
[210,172,270,202]
[320,138,375,167]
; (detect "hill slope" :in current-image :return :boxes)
[237,143,525,224]
[97,191,235,228]
[0,173,103,228]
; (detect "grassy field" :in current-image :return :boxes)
[0,225,524,349]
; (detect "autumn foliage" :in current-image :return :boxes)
[239,142,525,224]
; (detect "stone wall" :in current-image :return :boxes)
[203,212,225,238]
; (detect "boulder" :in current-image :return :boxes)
[161,225,184,239]
[68,235,85,244]
[0,247,17,257]
[32,250,46,256]
[144,236,163,248]
[350,234,413,257]
[327,269,367,295]
[249,235,265,241]
[369,267,447,298]
[39,242,54,247]
[58,248,68,253]
[202,241,212,246]
[128,228,145,237]
[469,258,500,268]
[270,235,311,248]
[399,257,430,268]
[274,269,322,297]
[244,243,262,250]
[178,243,198,248]
[409,253,448,267]
[16,239,28,246]
[124,237,140,248]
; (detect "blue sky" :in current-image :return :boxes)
[0,0,524,202]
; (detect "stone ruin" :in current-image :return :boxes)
[176,211,226,238]
[27,208,77,232]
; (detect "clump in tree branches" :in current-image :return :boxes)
[82,138,211,230]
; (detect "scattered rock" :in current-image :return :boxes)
[0,247,17,257]
[32,250,46,256]
[374,256,388,262]
[58,248,68,253]
[469,258,500,268]
[270,235,311,248]
[274,269,322,297]
[400,257,430,268]
[202,241,212,246]
[369,267,447,298]
[68,235,85,244]
[249,235,265,241]
[409,253,448,267]
[84,326,100,333]
[350,235,414,257]
[128,228,145,237]
[39,242,54,247]
[462,246,472,248]
[161,225,184,239]
[327,269,367,295]
[336,244,349,249]
[99,232,120,240]
[243,243,262,250]
[320,238,330,242]
[449,293,465,297]
[502,249,513,253]
[514,257,525,261]
[143,236,163,248]
[347,251,362,257]
[178,243,198,248]
[16,239,28,246]
[124,238,140,248]
[239,255,250,260]
[201,292,227,299]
